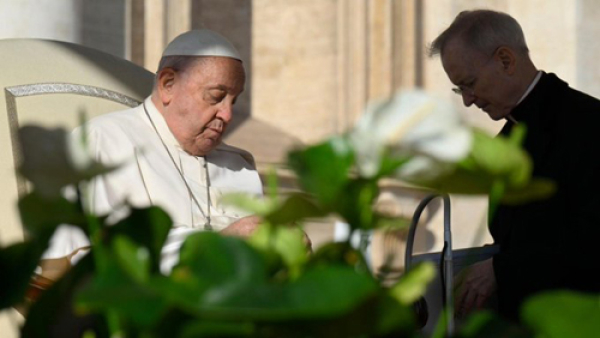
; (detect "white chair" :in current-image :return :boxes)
[0,38,154,338]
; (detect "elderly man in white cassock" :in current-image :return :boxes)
[42,30,264,275]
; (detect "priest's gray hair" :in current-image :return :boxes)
[428,9,529,58]
[156,55,207,75]
[153,56,210,87]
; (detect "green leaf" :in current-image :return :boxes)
[112,235,150,283]
[75,224,166,329]
[179,321,255,338]
[106,206,171,273]
[373,214,411,231]
[457,310,530,338]
[287,137,354,206]
[76,257,168,327]
[522,291,600,338]
[265,193,327,225]
[249,224,309,279]
[220,192,277,215]
[389,262,436,305]
[416,163,493,194]
[308,242,366,268]
[407,129,555,205]
[257,291,413,338]
[246,223,283,270]
[271,265,378,319]
[376,153,410,178]
[500,178,556,205]
[162,232,268,310]
[223,192,327,226]
[78,284,168,328]
[0,241,44,309]
[265,167,279,201]
[77,282,169,328]
[333,179,379,231]
[374,293,416,336]
[272,227,309,273]
[469,129,531,188]
[205,265,378,321]
[507,123,527,146]
[158,234,377,322]
[175,232,266,285]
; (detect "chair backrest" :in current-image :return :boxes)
[0,39,154,246]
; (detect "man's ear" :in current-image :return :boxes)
[496,46,516,75]
[156,68,177,105]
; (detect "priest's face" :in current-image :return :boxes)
[441,39,518,121]
[161,57,245,156]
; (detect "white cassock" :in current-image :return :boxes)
[43,97,263,273]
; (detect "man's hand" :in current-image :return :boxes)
[453,257,496,318]
[220,216,313,251]
[220,215,263,238]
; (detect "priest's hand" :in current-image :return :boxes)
[453,257,496,318]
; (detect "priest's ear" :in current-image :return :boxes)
[495,46,517,75]
[156,68,177,105]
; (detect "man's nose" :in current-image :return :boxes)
[461,92,476,107]
[217,103,233,123]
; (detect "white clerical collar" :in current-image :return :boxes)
[516,71,543,105]
[143,97,182,149]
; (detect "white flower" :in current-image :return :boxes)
[18,125,115,198]
[349,90,472,180]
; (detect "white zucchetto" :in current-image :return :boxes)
[162,29,242,62]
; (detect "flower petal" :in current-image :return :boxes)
[349,90,472,178]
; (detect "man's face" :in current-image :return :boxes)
[441,39,517,121]
[162,57,245,156]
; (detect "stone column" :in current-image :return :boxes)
[129,0,193,71]
[129,0,165,70]
[336,0,368,133]
[143,0,166,71]
[81,0,128,59]
[368,0,394,101]
[166,0,191,43]
[191,0,252,116]
[392,0,424,90]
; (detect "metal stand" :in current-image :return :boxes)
[404,193,454,336]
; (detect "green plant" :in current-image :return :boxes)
[1,90,597,337]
